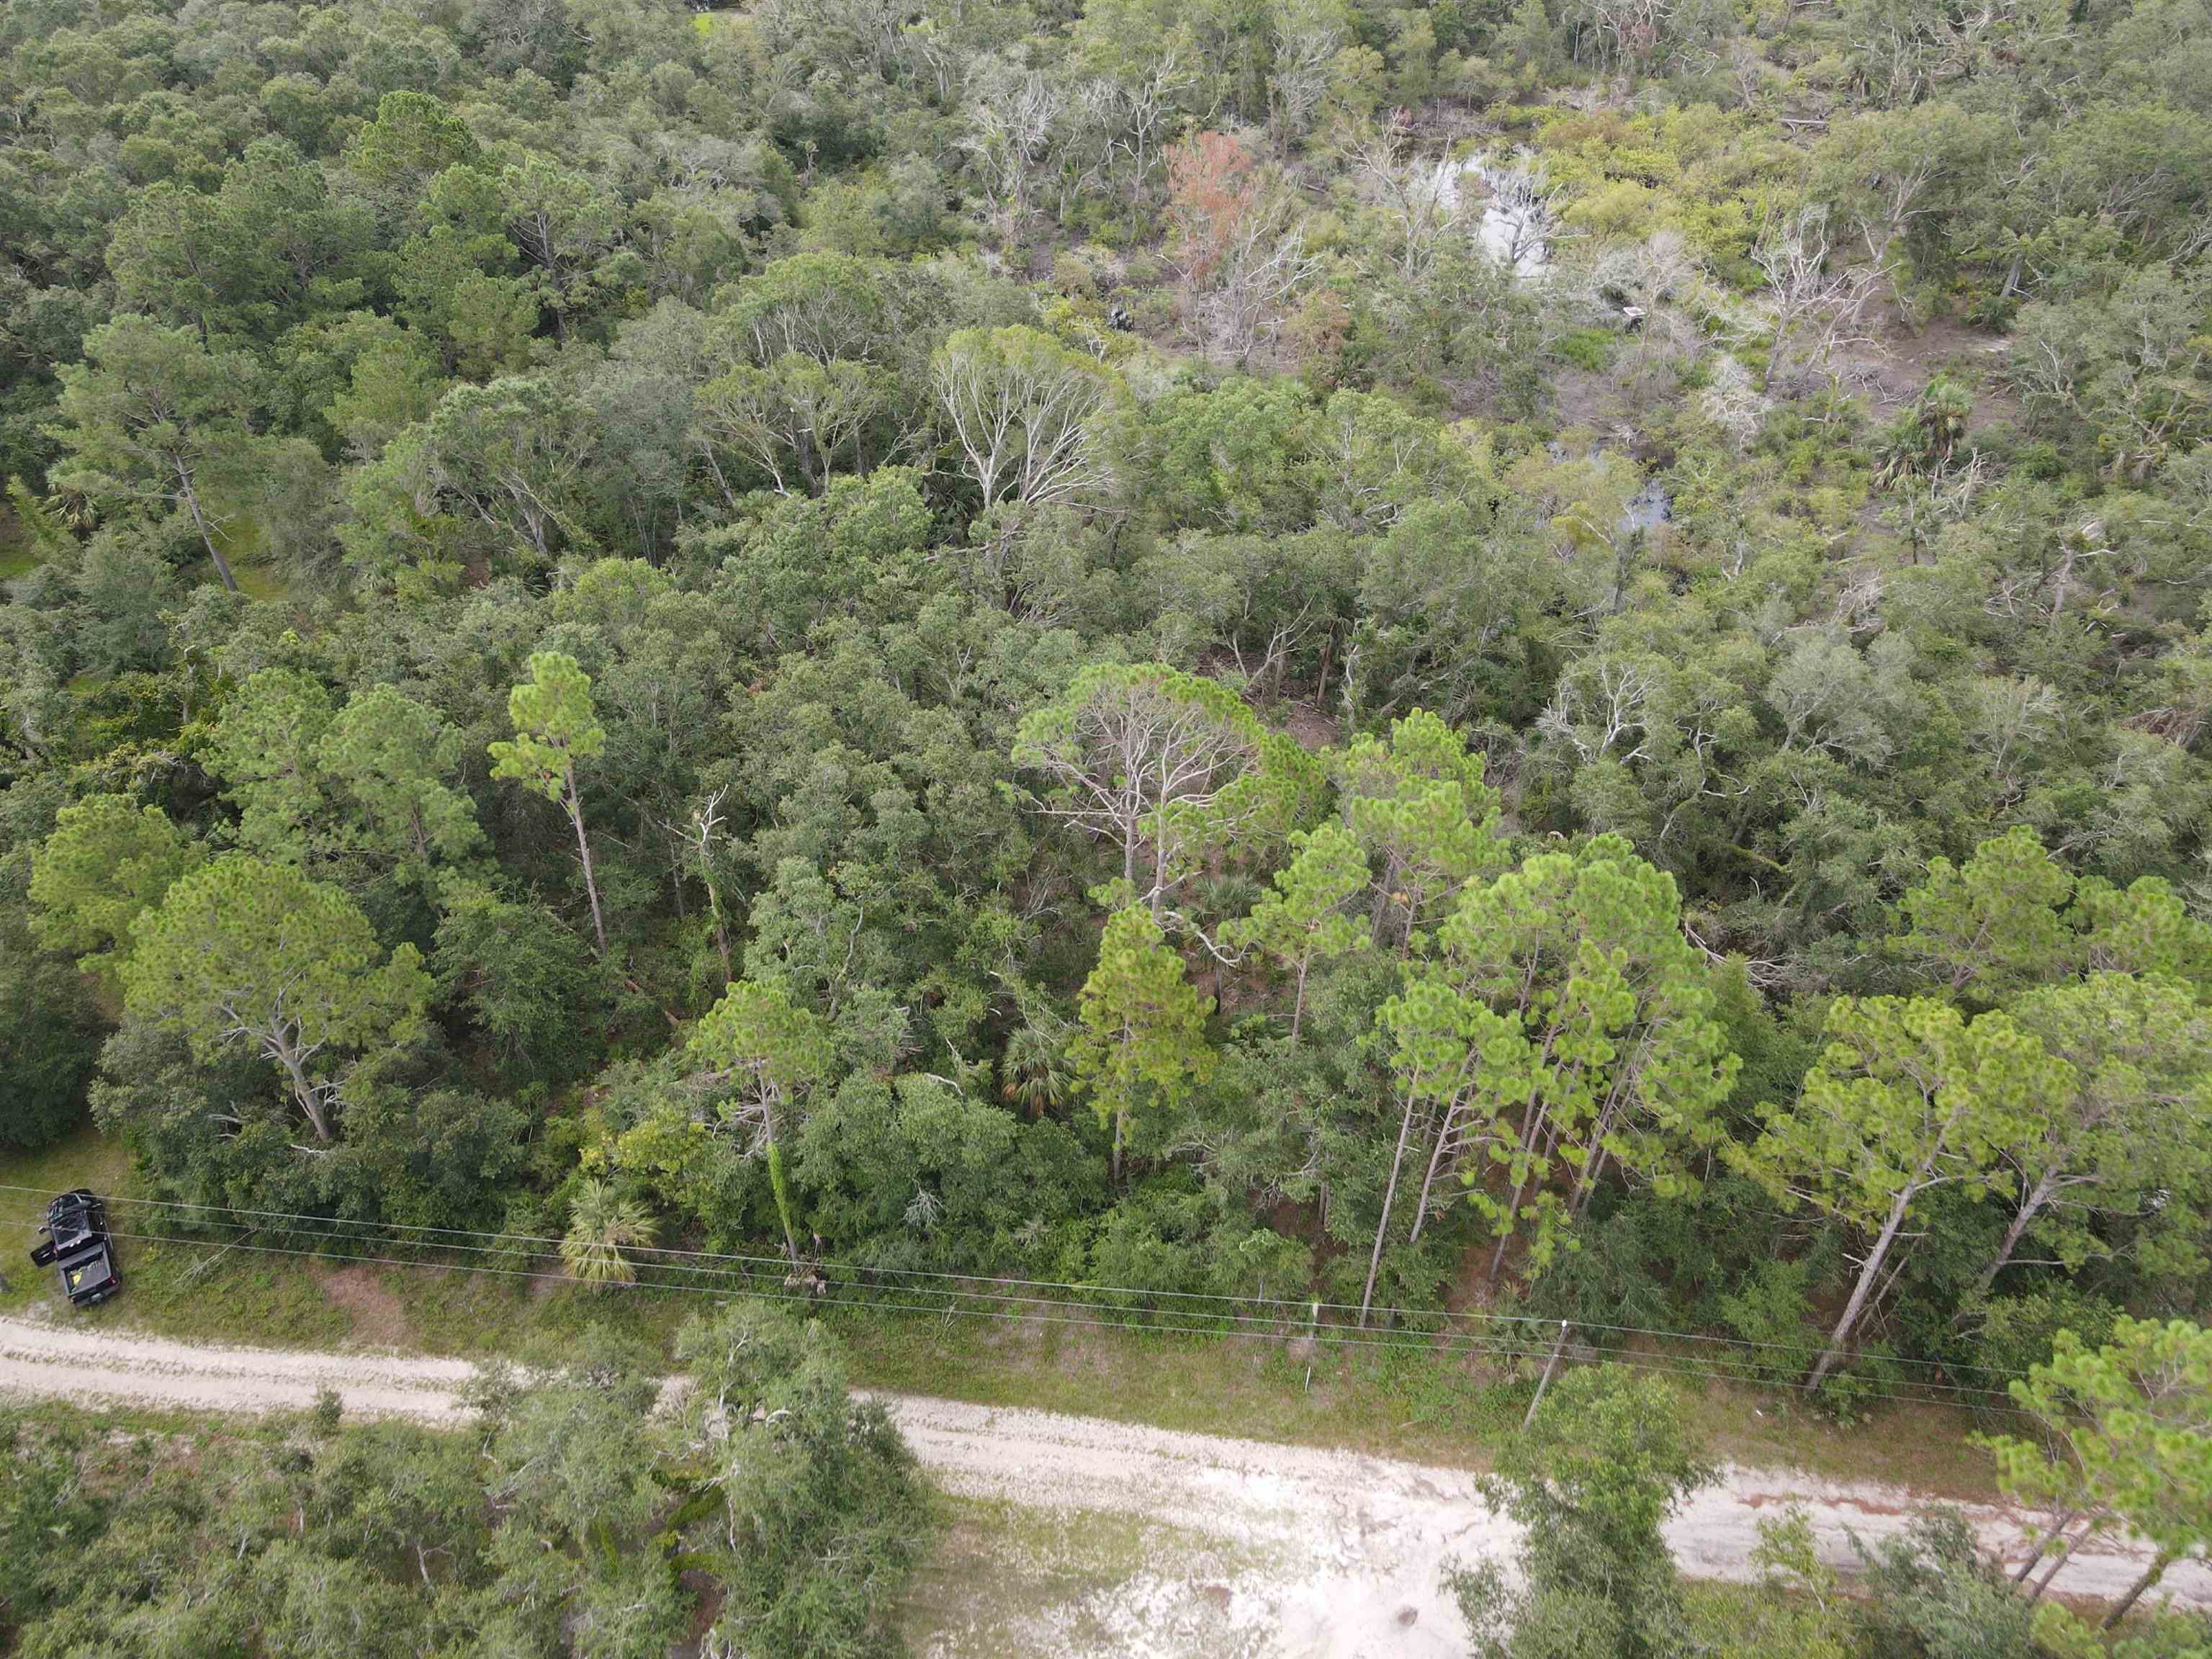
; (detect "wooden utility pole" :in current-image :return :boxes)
[1524,1320,1572,1429]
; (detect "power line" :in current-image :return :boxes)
[12,1183,2015,1394]
[14,1182,2022,1407]
[1,1183,2026,1387]
[84,1226,2023,1410]
[124,1203,2023,1390]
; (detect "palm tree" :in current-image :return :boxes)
[559,1179,657,1286]
[1876,377,1974,488]
[1874,410,1933,489]
[999,1023,1067,1119]
[1917,376,1972,462]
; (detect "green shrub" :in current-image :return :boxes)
[1851,1509,2042,1659]
[1716,1259,1817,1385]
[1553,327,1618,371]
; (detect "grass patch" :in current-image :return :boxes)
[84,1240,358,1346]
[1668,1360,1995,1498]
[835,1309,1523,1465]
[195,503,296,606]
[1552,325,1618,371]
[231,561,291,603]
[0,500,40,581]
[0,1119,131,1315]
[838,1313,1995,1493]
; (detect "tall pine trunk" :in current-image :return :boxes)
[1967,1169,2059,1307]
[1408,1123,1449,1249]
[2103,1551,2172,1630]
[2013,1508,2080,1586]
[2029,1521,2093,1601]
[268,1035,334,1142]
[1488,1093,1546,1285]
[180,474,238,593]
[1807,1182,1915,1391]
[565,770,608,958]
[1359,1087,1422,1326]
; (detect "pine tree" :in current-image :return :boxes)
[1069,906,1216,1182]
[121,855,430,1143]
[1228,822,1370,1039]
[1731,996,2051,1390]
[489,651,610,957]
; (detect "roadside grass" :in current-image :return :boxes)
[79,1237,359,1346]
[837,1314,1998,1496]
[834,1310,1525,1465]
[0,1391,305,1443]
[1675,1374,1997,1498]
[1,1124,1999,1494]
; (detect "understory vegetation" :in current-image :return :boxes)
[1458,1364,2212,1659]
[4,0,2212,1640]
[0,1302,927,1658]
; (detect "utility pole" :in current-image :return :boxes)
[1524,1320,1572,1429]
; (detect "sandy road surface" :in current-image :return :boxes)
[1,1314,2204,1655]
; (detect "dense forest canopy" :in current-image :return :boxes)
[2,0,2211,1477]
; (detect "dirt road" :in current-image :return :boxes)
[1,1313,2203,1655]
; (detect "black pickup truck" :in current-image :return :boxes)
[28,1190,122,1308]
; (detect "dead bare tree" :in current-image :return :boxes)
[1346,115,1461,282]
[1467,149,1562,275]
[675,786,734,986]
[963,70,1062,254]
[1077,46,1192,235]
[1848,1,1997,105]
[1012,663,1268,919]
[932,326,1115,513]
[1166,133,1318,367]
[1567,0,1679,72]
[1752,207,1885,392]
[1267,15,1341,150]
